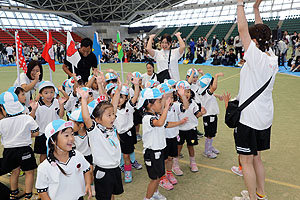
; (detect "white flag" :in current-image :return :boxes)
[66,31,81,68]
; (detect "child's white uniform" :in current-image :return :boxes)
[91,89,100,99]
[74,134,92,157]
[165,104,180,139]
[199,90,219,117]
[87,122,121,168]
[35,150,90,200]
[114,100,135,134]
[191,83,202,104]
[65,93,79,115]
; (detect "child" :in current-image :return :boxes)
[79,79,124,200]
[35,119,92,200]
[157,83,188,190]
[197,73,223,159]
[114,77,139,183]
[0,91,39,200]
[31,81,66,163]
[172,81,206,175]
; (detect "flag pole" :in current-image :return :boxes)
[47,31,53,82]
[15,31,20,86]
[118,31,124,82]
[96,32,101,71]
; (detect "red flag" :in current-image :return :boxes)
[15,32,27,73]
[42,32,55,72]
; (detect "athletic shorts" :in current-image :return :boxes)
[2,146,37,173]
[144,149,165,180]
[94,166,124,200]
[234,122,271,155]
[119,129,135,154]
[34,134,47,154]
[164,137,178,159]
[178,129,198,146]
[133,109,143,126]
[203,115,218,138]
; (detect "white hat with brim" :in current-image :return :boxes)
[0,91,24,116]
[157,83,174,94]
[38,81,55,93]
[137,88,163,109]
[197,73,213,94]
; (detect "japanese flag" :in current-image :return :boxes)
[66,31,80,68]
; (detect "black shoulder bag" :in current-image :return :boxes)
[157,48,171,83]
[225,76,273,128]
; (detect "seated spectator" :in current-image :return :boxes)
[211,50,221,65]
[185,47,194,64]
[290,56,300,72]
[224,48,237,66]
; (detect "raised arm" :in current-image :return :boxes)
[210,72,224,93]
[111,77,122,114]
[174,32,186,54]
[253,0,263,24]
[131,77,140,104]
[79,88,93,129]
[187,70,195,84]
[146,34,156,57]
[96,72,107,99]
[237,0,251,52]
[153,98,171,127]
[177,87,189,110]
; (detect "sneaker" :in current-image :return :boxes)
[240,190,268,200]
[190,162,198,172]
[159,177,173,190]
[166,173,177,185]
[120,165,124,173]
[232,196,250,200]
[10,190,25,200]
[124,171,132,183]
[211,146,220,154]
[152,191,167,200]
[202,151,217,159]
[231,166,243,177]
[131,160,143,170]
[136,134,142,142]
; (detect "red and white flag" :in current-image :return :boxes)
[66,31,80,68]
[42,31,55,72]
[15,32,27,73]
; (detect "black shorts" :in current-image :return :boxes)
[94,166,124,200]
[234,123,271,155]
[203,115,218,138]
[1,146,37,173]
[133,109,143,126]
[178,129,198,146]
[144,149,165,180]
[130,125,137,144]
[84,155,93,166]
[164,137,178,159]
[34,134,47,154]
[119,130,135,154]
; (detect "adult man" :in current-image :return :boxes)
[62,38,97,83]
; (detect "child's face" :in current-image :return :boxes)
[18,91,26,104]
[118,94,128,107]
[96,106,115,129]
[92,82,98,90]
[151,98,162,113]
[41,88,55,103]
[184,89,191,100]
[56,128,74,152]
[72,121,83,132]
[192,76,198,84]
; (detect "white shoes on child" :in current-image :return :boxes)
[202,151,217,159]
[233,190,268,200]
[152,191,167,200]
[231,166,243,177]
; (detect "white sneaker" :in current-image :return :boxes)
[231,166,243,177]
[240,190,268,200]
[202,151,217,159]
[211,146,220,154]
[152,191,167,200]
[232,196,250,200]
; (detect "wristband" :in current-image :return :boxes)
[237,2,244,6]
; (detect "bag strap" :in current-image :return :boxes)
[239,76,273,111]
[167,48,172,70]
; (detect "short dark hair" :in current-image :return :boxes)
[248,24,271,52]
[14,87,25,96]
[161,34,172,43]
[26,60,43,81]
[146,62,154,69]
[92,101,114,120]
[81,38,93,48]
[39,86,55,94]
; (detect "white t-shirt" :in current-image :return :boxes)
[238,41,278,130]
[114,100,135,134]
[74,133,92,156]
[0,114,39,148]
[35,99,61,135]
[14,73,41,107]
[191,83,202,104]
[153,48,183,81]
[91,89,100,99]
[6,46,14,55]
[87,121,121,168]
[35,150,90,200]
[142,73,157,87]
[173,100,200,131]
[142,113,167,150]
[64,93,79,114]
[198,89,219,116]
[165,104,180,138]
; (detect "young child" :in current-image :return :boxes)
[197,73,224,159]
[172,81,206,175]
[157,83,188,191]
[79,79,124,200]
[0,91,39,200]
[31,81,66,163]
[35,119,92,200]
[114,77,139,183]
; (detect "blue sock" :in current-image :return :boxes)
[130,152,135,163]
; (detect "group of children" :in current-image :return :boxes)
[0,63,226,200]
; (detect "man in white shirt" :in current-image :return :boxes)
[6,45,14,63]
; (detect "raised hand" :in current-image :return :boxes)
[77,88,89,100]
[58,97,67,105]
[198,68,204,76]
[174,32,182,38]
[29,100,38,110]
[253,0,262,9]
[34,72,40,81]
[149,34,156,39]
[222,92,231,104]
[215,72,224,77]
[177,87,185,97]
[165,97,172,109]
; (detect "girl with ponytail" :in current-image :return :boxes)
[35,119,92,200]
